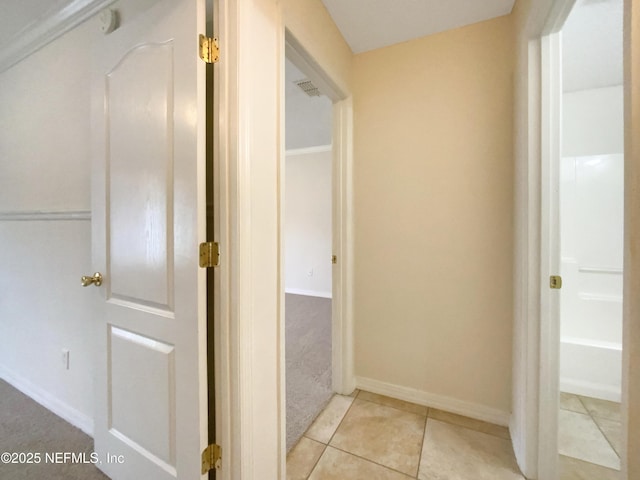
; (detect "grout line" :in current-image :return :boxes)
[357,390,428,418]
[327,444,416,478]
[415,413,429,479]
[559,454,622,473]
[590,415,621,460]
[577,394,621,459]
[305,441,328,480]
[560,395,622,467]
[325,394,357,446]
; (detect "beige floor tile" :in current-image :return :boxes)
[330,398,425,476]
[287,437,326,480]
[428,408,510,440]
[559,454,620,480]
[309,446,412,480]
[593,416,622,456]
[305,395,354,444]
[357,390,428,416]
[560,393,588,414]
[418,419,523,480]
[558,410,620,470]
[579,396,621,422]
[349,389,360,398]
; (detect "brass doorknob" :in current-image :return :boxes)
[81,272,103,287]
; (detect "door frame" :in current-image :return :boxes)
[213,1,354,476]
[512,0,584,478]
[538,4,572,477]
[535,1,630,479]
[283,31,355,397]
[280,30,355,475]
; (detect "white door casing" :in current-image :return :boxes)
[539,29,563,480]
[91,0,208,478]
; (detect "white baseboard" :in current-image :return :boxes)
[355,376,510,427]
[560,378,621,402]
[285,288,332,299]
[285,144,332,156]
[0,364,93,436]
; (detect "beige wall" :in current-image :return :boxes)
[623,0,640,476]
[283,0,353,95]
[352,16,515,414]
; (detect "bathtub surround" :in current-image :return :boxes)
[560,86,624,401]
[559,153,624,401]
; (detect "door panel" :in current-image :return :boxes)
[92,0,206,478]
[107,42,174,311]
[109,326,176,469]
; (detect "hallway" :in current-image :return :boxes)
[287,391,523,479]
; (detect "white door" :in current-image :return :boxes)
[90,0,207,478]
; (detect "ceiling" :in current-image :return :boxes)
[1,0,516,59]
[562,0,623,92]
[321,0,515,53]
[0,0,72,47]
[285,59,332,150]
[0,0,623,95]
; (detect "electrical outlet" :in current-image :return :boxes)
[307,268,314,277]
[61,349,70,370]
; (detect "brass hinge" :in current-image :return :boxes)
[550,275,562,289]
[199,242,220,268]
[331,255,337,265]
[199,34,219,63]
[201,443,222,474]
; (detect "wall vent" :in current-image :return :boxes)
[295,79,321,97]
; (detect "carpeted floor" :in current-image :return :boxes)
[1,295,331,473]
[0,379,109,480]
[285,293,333,452]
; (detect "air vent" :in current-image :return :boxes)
[295,79,321,97]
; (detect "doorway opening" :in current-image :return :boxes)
[283,55,334,451]
[556,0,624,475]
[539,0,625,478]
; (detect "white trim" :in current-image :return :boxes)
[562,336,622,350]
[0,210,91,221]
[0,0,117,73]
[538,28,563,480]
[578,266,623,275]
[331,97,355,396]
[560,378,621,402]
[578,292,623,302]
[355,376,510,427]
[285,32,346,102]
[537,3,578,479]
[216,0,284,478]
[284,288,332,298]
[0,364,93,436]
[285,145,332,156]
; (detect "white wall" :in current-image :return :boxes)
[560,86,624,401]
[0,17,97,433]
[285,148,332,297]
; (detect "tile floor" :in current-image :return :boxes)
[558,392,621,479]
[287,390,524,480]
